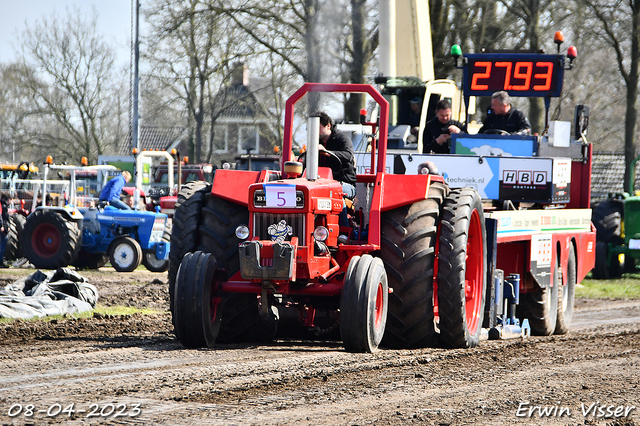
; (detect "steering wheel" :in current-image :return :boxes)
[482,129,510,135]
[297,149,343,176]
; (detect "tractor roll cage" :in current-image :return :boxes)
[282,83,389,175]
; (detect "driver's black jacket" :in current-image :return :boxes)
[423,118,466,154]
[478,107,531,135]
[322,129,357,185]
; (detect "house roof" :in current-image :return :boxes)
[591,152,640,202]
[120,126,187,155]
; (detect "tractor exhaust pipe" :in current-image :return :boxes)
[306,116,319,181]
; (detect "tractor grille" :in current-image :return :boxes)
[253,213,306,245]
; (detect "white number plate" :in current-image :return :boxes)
[264,184,296,208]
[317,199,331,211]
[630,239,640,250]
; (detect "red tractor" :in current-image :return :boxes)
[169,83,486,352]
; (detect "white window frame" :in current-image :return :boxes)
[237,125,259,154]
[213,124,229,153]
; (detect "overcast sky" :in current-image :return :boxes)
[0,0,133,66]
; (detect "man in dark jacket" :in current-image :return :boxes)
[423,99,466,154]
[479,91,531,135]
[310,111,357,189]
[309,111,357,229]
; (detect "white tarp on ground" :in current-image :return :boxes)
[0,268,98,319]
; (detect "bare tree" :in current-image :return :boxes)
[18,8,126,164]
[581,0,640,192]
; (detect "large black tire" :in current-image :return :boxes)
[380,182,447,348]
[593,241,609,279]
[71,252,109,270]
[519,256,559,336]
[22,209,81,269]
[340,255,389,353]
[4,213,26,261]
[555,244,576,334]
[168,181,211,311]
[592,199,624,244]
[199,194,277,343]
[174,251,221,348]
[109,236,143,272]
[437,188,487,348]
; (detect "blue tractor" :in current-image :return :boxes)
[21,160,170,272]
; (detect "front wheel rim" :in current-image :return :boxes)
[114,243,135,268]
[464,209,483,335]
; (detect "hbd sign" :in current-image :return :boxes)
[502,170,547,186]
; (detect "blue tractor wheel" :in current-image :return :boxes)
[108,236,142,272]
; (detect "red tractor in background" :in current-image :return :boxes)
[169,83,488,352]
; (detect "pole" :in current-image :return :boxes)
[132,0,140,153]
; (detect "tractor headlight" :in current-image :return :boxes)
[235,225,250,240]
[313,226,329,242]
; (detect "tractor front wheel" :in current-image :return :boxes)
[174,251,221,348]
[142,252,170,272]
[109,237,143,272]
[340,255,389,353]
[437,188,487,348]
[22,209,81,269]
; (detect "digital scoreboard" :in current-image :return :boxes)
[462,53,566,98]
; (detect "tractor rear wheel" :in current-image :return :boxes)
[519,259,559,336]
[169,181,211,312]
[437,188,487,348]
[592,199,623,244]
[72,252,109,270]
[380,182,447,348]
[340,255,388,353]
[196,194,278,344]
[109,237,143,272]
[22,209,81,269]
[174,251,221,348]
[555,244,576,334]
[4,213,26,262]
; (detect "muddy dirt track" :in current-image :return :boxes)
[0,268,639,426]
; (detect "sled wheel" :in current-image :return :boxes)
[340,255,389,353]
[555,244,576,334]
[437,188,487,348]
[22,209,81,269]
[174,251,222,348]
[519,257,559,336]
[380,182,447,348]
[109,236,143,272]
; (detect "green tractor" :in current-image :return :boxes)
[592,158,640,278]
